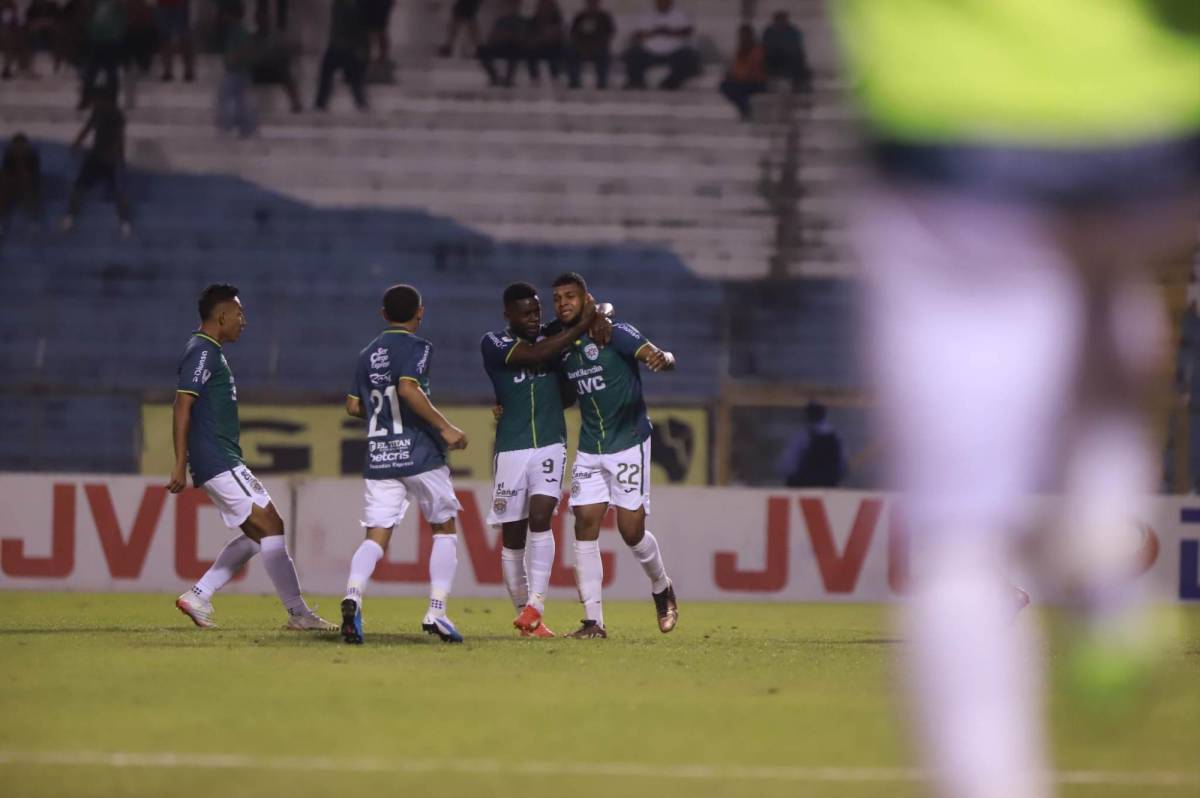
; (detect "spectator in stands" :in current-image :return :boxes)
[565,0,614,89]
[1,0,30,78]
[25,0,62,74]
[526,0,564,82]
[254,0,286,35]
[250,27,302,112]
[314,0,368,111]
[762,9,809,93]
[156,0,195,81]
[0,134,42,236]
[437,0,480,58]
[477,0,528,88]
[215,1,255,137]
[78,0,128,108]
[781,402,845,488]
[124,0,159,76]
[63,86,133,237]
[718,23,765,120]
[361,0,393,66]
[623,0,700,91]
[57,0,89,71]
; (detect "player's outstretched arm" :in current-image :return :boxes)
[345,394,366,419]
[507,298,598,367]
[397,379,468,450]
[637,342,676,373]
[168,391,196,493]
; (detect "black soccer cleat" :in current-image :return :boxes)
[564,619,608,639]
[653,580,678,633]
[341,598,363,645]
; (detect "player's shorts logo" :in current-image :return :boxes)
[570,481,581,498]
[584,343,600,361]
[493,497,507,515]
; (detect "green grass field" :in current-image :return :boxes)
[0,593,1196,798]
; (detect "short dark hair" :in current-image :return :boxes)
[383,284,422,323]
[503,281,538,306]
[805,402,827,423]
[198,283,239,321]
[551,272,587,293]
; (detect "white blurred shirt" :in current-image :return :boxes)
[635,8,693,56]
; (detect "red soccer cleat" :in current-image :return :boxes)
[514,604,554,637]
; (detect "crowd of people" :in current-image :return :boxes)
[466,0,811,113]
[0,0,812,237]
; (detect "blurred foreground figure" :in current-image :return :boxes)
[831,2,1200,797]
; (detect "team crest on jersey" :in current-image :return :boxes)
[584,343,600,361]
[493,498,507,515]
[369,347,390,369]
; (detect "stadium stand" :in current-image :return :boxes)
[0,0,863,475]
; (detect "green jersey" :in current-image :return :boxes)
[175,332,242,486]
[481,329,568,453]
[560,322,653,455]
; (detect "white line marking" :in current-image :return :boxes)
[0,751,1196,788]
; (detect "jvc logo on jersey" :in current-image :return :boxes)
[369,348,390,369]
[575,375,607,394]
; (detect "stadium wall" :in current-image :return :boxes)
[2,474,1198,604]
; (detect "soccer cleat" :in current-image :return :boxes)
[564,619,607,639]
[513,604,552,636]
[653,580,679,633]
[341,598,363,645]
[519,617,556,638]
[285,609,338,632]
[175,590,216,629]
[422,614,464,643]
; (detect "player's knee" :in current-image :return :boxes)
[528,508,553,532]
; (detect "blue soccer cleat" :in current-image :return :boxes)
[421,613,463,643]
[341,598,363,645]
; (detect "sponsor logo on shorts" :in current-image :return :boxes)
[239,469,266,494]
[493,498,507,515]
[369,347,390,369]
[493,481,519,499]
[584,343,600,361]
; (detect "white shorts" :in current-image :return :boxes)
[202,464,272,529]
[569,440,651,513]
[487,443,567,526]
[361,466,462,529]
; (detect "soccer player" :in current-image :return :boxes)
[481,282,600,638]
[170,284,335,632]
[551,272,679,638]
[832,2,1200,796]
[340,284,470,645]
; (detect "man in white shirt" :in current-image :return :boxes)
[623,0,700,90]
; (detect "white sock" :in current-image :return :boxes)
[573,539,604,626]
[259,534,309,615]
[906,543,1048,798]
[344,539,385,605]
[501,546,528,610]
[526,530,555,612]
[194,534,260,600]
[428,533,457,617]
[629,529,670,593]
